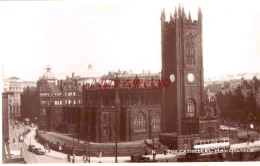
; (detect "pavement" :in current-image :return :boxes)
[220,124,260,138]
[27,127,179,163]
[14,122,260,163]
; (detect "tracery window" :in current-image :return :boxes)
[185,99,195,118]
[133,112,145,132]
[152,114,160,131]
[186,34,195,65]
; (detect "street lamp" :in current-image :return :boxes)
[114,73,120,163]
[247,113,252,139]
[35,117,37,127]
[88,110,91,163]
[114,107,119,163]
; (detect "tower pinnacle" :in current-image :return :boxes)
[198,6,202,19]
[188,11,191,20]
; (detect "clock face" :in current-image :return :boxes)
[187,73,195,83]
[169,74,175,82]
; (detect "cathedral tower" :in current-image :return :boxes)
[161,6,204,135]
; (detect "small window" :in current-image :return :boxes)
[217,140,221,143]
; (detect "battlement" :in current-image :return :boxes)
[161,5,202,27]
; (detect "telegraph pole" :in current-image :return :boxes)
[88,111,91,163]
[152,137,155,162]
[114,73,120,163]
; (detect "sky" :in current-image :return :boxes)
[0,0,260,82]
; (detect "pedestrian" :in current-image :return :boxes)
[47,144,50,153]
[13,138,15,143]
[67,154,71,162]
[13,125,14,129]
[98,150,102,159]
[73,153,75,163]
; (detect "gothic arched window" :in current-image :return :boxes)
[186,99,195,118]
[102,126,108,136]
[152,114,160,131]
[186,34,195,65]
[133,112,146,132]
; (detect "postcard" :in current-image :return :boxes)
[1,0,260,165]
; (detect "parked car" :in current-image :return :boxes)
[28,145,36,152]
[131,154,150,162]
[33,148,45,155]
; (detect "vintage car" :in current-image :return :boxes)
[130,154,150,162]
[28,145,36,152]
[33,148,45,155]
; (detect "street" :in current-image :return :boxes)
[9,121,67,163]
[8,120,260,163]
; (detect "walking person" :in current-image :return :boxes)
[98,150,102,163]
[47,144,50,153]
[67,154,71,162]
[72,153,75,163]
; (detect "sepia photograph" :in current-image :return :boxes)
[1,0,260,164]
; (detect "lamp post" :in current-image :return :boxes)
[149,109,151,139]
[35,117,37,126]
[247,113,252,139]
[87,110,91,163]
[114,73,120,163]
[115,106,118,163]
[73,131,75,154]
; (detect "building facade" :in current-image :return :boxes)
[81,82,162,142]
[21,65,84,132]
[21,66,162,143]
[3,76,36,118]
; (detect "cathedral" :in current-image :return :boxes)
[21,6,219,147]
[159,6,220,150]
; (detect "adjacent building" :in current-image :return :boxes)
[21,65,162,143]
[2,76,36,118]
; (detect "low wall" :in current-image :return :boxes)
[221,119,260,132]
[35,130,149,157]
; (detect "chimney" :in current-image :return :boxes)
[60,80,63,90]
[72,72,75,78]
[57,80,59,87]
